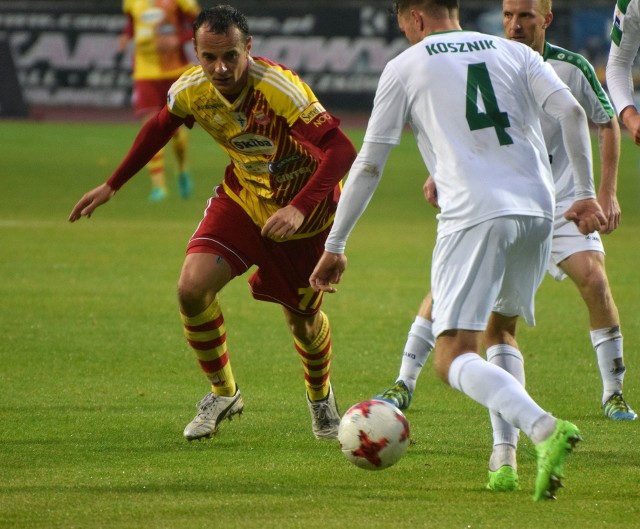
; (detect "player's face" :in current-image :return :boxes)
[502,0,551,53]
[194,25,252,99]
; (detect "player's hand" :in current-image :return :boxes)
[563,198,607,235]
[621,107,640,145]
[309,251,347,293]
[261,205,304,241]
[597,191,621,234]
[423,175,439,208]
[68,183,115,222]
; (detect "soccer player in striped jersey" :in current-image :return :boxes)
[119,0,201,201]
[311,0,606,500]
[69,5,356,442]
[376,0,636,494]
[607,0,640,144]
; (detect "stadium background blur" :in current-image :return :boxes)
[0,0,630,120]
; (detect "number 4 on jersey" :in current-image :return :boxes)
[465,62,514,146]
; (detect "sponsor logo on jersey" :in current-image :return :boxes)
[267,154,301,174]
[274,166,313,183]
[424,39,497,56]
[312,113,332,128]
[229,134,276,154]
[300,102,327,124]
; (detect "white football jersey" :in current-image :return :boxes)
[364,30,565,236]
[542,42,615,207]
[607,0,640,115]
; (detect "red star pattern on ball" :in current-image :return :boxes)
[352,430,389,467]
[352,399,383,418]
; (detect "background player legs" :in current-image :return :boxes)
[139,110,169,201]
[171,125,193,199]
[559,251,634,419]
[140,110,192,201]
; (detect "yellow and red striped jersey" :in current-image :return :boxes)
[123,0,200,81]
[167,57,343,238]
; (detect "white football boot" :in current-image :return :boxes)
[183,388,244,441]
[307,384,340,440]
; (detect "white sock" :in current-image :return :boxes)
[487,345,524,468]
[448,352,553,444]
[489,444,517,471]
[590,327,625,403]
[397,316,434,393]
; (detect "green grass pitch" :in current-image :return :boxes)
[1,119,639,528]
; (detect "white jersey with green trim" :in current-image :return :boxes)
[543,42,615,207]
[364,30,564,236]
[607,0,640,115]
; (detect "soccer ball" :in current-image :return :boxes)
[338,399,410,470]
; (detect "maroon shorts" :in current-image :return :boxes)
[132,79,176,117]
[187,186,328,316]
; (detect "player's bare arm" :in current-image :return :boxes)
[68,183,116,222]
[309,251,347,293]
[596,120,621,233]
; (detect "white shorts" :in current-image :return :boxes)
[548,209,604,281]
[431,215,552,338]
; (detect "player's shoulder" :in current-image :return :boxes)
[543,42,599,84]
[543,42,592,70]
[249,57,314,108]
[250,56,304,85]
[169,66,208,97]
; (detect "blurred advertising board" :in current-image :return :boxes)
[0,3,609,114]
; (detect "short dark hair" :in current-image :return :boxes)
[391,0,459,16]
[193,5,251,43]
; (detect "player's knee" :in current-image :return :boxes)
[578,268,611,301]
[177,277,216,316]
